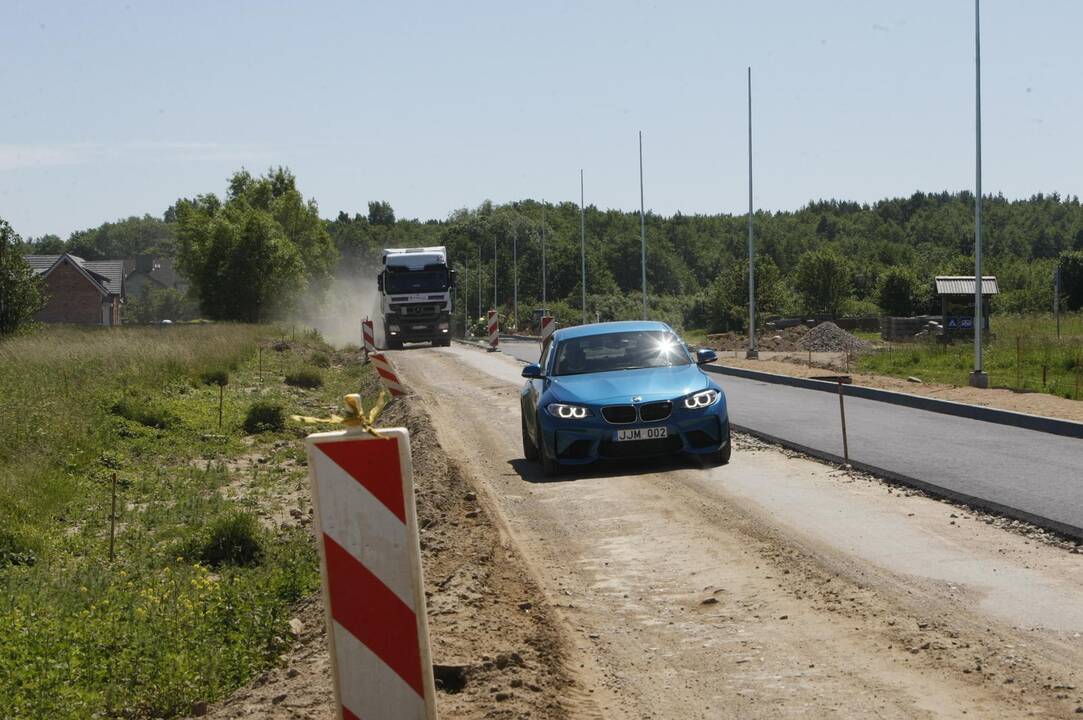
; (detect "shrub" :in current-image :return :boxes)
[284,367,323,389]
[110,397,177,429]
[0,528,38,567]
[189,511,265,567]
[310,351,331,368]
[243,400,285,433]
[200,369,230,386]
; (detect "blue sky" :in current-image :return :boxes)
[1,0,1080,238]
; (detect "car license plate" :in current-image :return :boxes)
[614,427,668,442]
[413,324,428,330]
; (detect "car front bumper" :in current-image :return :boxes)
[538,410,730,466]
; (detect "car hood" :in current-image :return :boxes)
[548,364,710,405]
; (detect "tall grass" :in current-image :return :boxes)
[860,312,1083,398]
[0,324,339,718]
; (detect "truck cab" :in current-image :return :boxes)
[377,246,455,348]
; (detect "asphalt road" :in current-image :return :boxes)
[494,338,1083,538]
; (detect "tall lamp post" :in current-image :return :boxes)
[513,225,519,329]
[639,131,648,320]
[746,66,758,360]
[541,202,547,311]
[969,0,988,388]
[580,169,587,325]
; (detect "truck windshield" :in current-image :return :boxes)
[386,270,448,294]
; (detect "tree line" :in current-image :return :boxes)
[6,168,1083,336]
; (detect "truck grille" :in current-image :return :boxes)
[394,303,441,316]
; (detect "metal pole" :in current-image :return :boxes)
[541,203,547,310]
[1055,266,1061,339]
[580,169,587,325]
[513,226,518,329]
[493,234,497,311]
[746,66,758,360]
[477,245,482,320]
[969,0,988,388]
[639,131,648,320]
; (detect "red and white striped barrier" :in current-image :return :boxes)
[370,350,407,396]
[487,309,499,351]
[362,319,376,355]
[540,314,556,342]
[306,425,436,720]
[370,352,407,397]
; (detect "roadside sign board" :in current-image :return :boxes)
[305,427,437,720]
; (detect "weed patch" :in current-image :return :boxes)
[284,367,323,389]
[244,401,286,433]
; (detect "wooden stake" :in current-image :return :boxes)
[259,346,263,385]
[218,384,224,430]
[1016,336,1021,389]
[109,472,118,562]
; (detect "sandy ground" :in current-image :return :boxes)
[386,343,1083,719]
[715,355,1083,423]
[196,391,589,719]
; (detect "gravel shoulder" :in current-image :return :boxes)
[391,343,1083,719]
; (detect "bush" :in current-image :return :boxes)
[310,351,331,368]
[200,369,229,386]
[243,400,285,433]
[284,367,323,389]
[0,528,38,567]
[189,511,265,567]
[110,397,177,429]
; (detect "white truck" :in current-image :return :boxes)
[377,246,455,348]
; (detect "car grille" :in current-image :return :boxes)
[601,405,637,424]
[639,401,672,422]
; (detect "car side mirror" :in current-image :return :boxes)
[695,348,717,365]
[521,363,543,379]
[377,274,384,291]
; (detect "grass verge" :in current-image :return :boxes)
[0,324,372,718]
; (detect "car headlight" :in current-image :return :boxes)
[546,403,592,420]
[683,389,719,410]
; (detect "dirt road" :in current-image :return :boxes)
[392,343,1083,719]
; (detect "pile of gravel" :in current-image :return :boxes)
[799,321,871,353]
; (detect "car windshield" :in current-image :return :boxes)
[552,330,691,376]
[386,270,448,294]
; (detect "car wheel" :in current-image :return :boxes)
[521,412,539,461]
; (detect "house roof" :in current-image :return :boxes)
[25,254,125,297]
[124,256,185,289]
[935,276,999,296]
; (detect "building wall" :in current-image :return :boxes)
[33,260,106,325]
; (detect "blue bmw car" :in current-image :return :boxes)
[520,321,730,476]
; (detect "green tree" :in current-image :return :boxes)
[793,249,852,318]
[176,168,330,321]
[368,201,396,226]
[705,256,786,332]
[25,234,65,254]
[0,219,46,336]
[876,266,918,316]
[1059,250,1083,311]
[66,215,176,259]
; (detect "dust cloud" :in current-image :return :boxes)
[299,263,383,348]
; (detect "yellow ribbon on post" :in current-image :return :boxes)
[291,390,389,437]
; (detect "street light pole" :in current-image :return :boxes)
[580,169,587,325]
[541,202,547,310]
[639,131,648,320]
[513,225,518,330]
[493,234,497,311]
[477,244,482,320]
[746,66,758,360]
[969,0,988,388]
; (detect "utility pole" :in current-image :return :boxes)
[580,169,587,325]
[639,131,648,320]
[477,244,482,320]
[493,234,497,311]
[969,0,988,388]
[513,225,519,329]
[746,66,758,360]
[541,202,547,309]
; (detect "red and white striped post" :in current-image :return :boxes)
[305,423,437,720]
[362,319,376,358]
[370,352,407,397]
[540,314,556,343]
[487,309,499,352]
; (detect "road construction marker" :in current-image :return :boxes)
[540,314,556,342]
[362,319,376,356]
[487,309,499,351]
[305,425,436,720]
[370,352,407,397]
